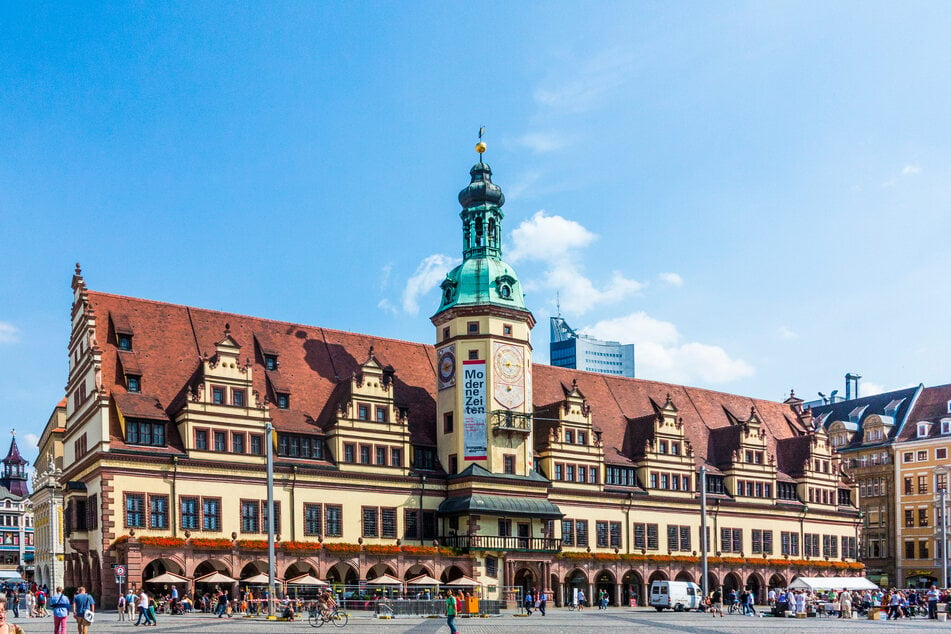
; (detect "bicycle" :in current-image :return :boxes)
[308,607,348,628]
[728,601,741,615]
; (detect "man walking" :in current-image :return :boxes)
[135,589,154,626]
[72,586,95,634]
[48,587,71,634]
[445,589,458,634]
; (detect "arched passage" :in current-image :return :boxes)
[440,565,466,584]
[621,570,643,607]
[768,573,786,592]
[404,564,433,580]
[745,572,764,604]
[594,569,616,607]
[143,557,186,580]
[239,561,267,580]
[326,561,358,586]
[284,561,318,580]
[564,569,589,606]
[674,570,694,583]
[722,572,741,597]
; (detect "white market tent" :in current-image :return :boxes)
[787,577,878,592]
[406,574,441,586]
[285,574,328,586]
[366,574,404,586]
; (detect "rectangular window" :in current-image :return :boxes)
[938,448,949,461]
[381,507,397,539]
[578,465,587,483]
[212,386,225,404]
[232,433,245,454]
[261,501,281,534]
[241,500,259,533]
[668,525,680,551]
[597,521,609,548]
[265,355,278,371]
[448,454,458,474]
[304,503,322,536]
[195,429,208,450]
[467,321,479,334]
[498,518,512,537]
[362,507,379,538]
[202,497,221,531]
[562,520,575,546]
[360,445,371,465]
[358,404,369,420]
[565,429,574,444]
[375,407,387,422]
[554,464,563,481]
[250,434,263,455]
[575,520,589,547]
[127,376,141,392]
[214,431,226,452]
[150,495,169,529]
[905,477,914,494]
[391,447,402,467]
[566,465,574,481]
[918,475,928,494]
[376,446,387,466]
[917,450,928,461]
[647,523,659,549]
[919,508,929,527]
[127,420,166,447]
[468,350,478,360]
[444,413,454,434]
[276,393,289,409]
[404,509,419,540]
[181,497,199,530]
[905,540,916,559]
[325,504,342,537]
[504,455,515,474]
[344,443,355,463]
[578,432,586,445]
[125,493,145,528]
[919,540,930,559]
[232,389,245,407]
[503,324,512,335]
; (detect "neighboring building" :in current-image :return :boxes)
[0,432,35,582]
[31,399,67,589]
[820,382,951,588]
[550,316,634,377]
[56,153,860,606]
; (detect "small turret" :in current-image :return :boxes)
[1,431,29,497]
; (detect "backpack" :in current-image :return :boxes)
[455,596,463,612]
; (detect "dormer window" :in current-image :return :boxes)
[127,376,141,393]
[917,422,931,438]
[276,393,289,409]
[118,334,132,351]
[265,355,278,371]
[942,420,951,435]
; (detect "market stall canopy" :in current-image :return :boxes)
[787,577,878,592]
[444,576,480,587]
[406,574,441,586]
[242,573,283,584]
[285,574,328,586]
[366,574,404,586]
[145,572,189,584]
[194,571,237,584]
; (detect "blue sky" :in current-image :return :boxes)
[3,2,951,466]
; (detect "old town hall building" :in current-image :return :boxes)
[47,150,863,605]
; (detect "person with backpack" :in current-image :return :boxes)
[124,590,136,621]
[35,588,47,617]
[444,589,458,634]
[48,586,71,634]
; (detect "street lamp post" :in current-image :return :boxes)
[700,465,708,597]
[266,421,276,619]
[936,467,948,589]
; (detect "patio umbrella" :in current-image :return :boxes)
[285,574,328,586]
[444,576,480,587]
[242,573,283,584]
[406,574,441,586]
[145,572,189,584]
[194,571,237,584]
[366,574,404,586]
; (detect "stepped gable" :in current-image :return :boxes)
[533,364,802,474]
[88,291,438,446]
[896,382,951,442]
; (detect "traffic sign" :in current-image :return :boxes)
[115,565,126,576]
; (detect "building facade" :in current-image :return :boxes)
[0,433,35,582]
[52,154,862,605]
[30,400,67,589]
[550,316,635,377]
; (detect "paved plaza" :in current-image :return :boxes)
[7,609,950,633]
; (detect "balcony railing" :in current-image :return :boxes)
[491,410,532,434]
[439,534,561,553]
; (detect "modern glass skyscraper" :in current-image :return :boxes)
[550,316,635,377]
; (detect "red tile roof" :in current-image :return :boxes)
[897,383,951,442]
[88,290,809,477]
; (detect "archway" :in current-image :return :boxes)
[367,563,396,580]
[326,562,358,585]
[404,564,433,580]
[621,570,643,607]
[193,559,234,599]
[144,557,185,580]
[594,569,616,607]
[440,565,466,584]
[705,571,719,593]
[284,561,318,580]
[674,570,694,583]
[514,567,537,600]
[722,572,741,597]
[563,569,588,606]
[239,561,268,580]
[768,573,786,592]
[745,573,764,604]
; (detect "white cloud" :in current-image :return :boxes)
[858,381,887,397]
[400,254,459,316]
[778,326,798,340]
[533,47,634,113]
[585,311,755,385]
[901,164,922,175]
[24,433,39,450]
[658,272,683,287]
[378,263,393,291]
[377,298,398,315]
[508,210,597,263]
[514,132,569,154]
[0,322,19,344]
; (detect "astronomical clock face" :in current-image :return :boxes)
[493,342,525,409]
[437,345,455,390]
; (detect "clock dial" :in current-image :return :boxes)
[438,347,456,389]
[495,346,522,382]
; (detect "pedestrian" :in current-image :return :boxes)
[215,590,229,617]
[577,589,586,611]
[24,592,34,619]
[839,589,853,619]
[538,590,547,616]
[48,586,71,634]
[710,588,723,617]
[445,589,458,634]
[0,597,25,634]
[72,586,95,634]
[117,593,126,621]
[926,585,939,620]
[135,589,154,626]
[524,589,533,616]
[124,590,136,621]
[35,588,47,618]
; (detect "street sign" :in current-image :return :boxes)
[115,565,126,576]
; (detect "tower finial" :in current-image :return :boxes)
[556,291,561,317]
[475,126,486,158]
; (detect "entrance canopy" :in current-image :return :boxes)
[787,577,878,592]
[437,494,563,518]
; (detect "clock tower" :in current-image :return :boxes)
[431,145,536,477]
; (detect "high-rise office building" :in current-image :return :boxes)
[550,316,635,377]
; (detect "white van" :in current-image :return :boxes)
[649,580,703,611]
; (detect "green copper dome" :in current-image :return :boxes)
[434,161,529,316]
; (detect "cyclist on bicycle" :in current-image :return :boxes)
[319,591,337,619]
